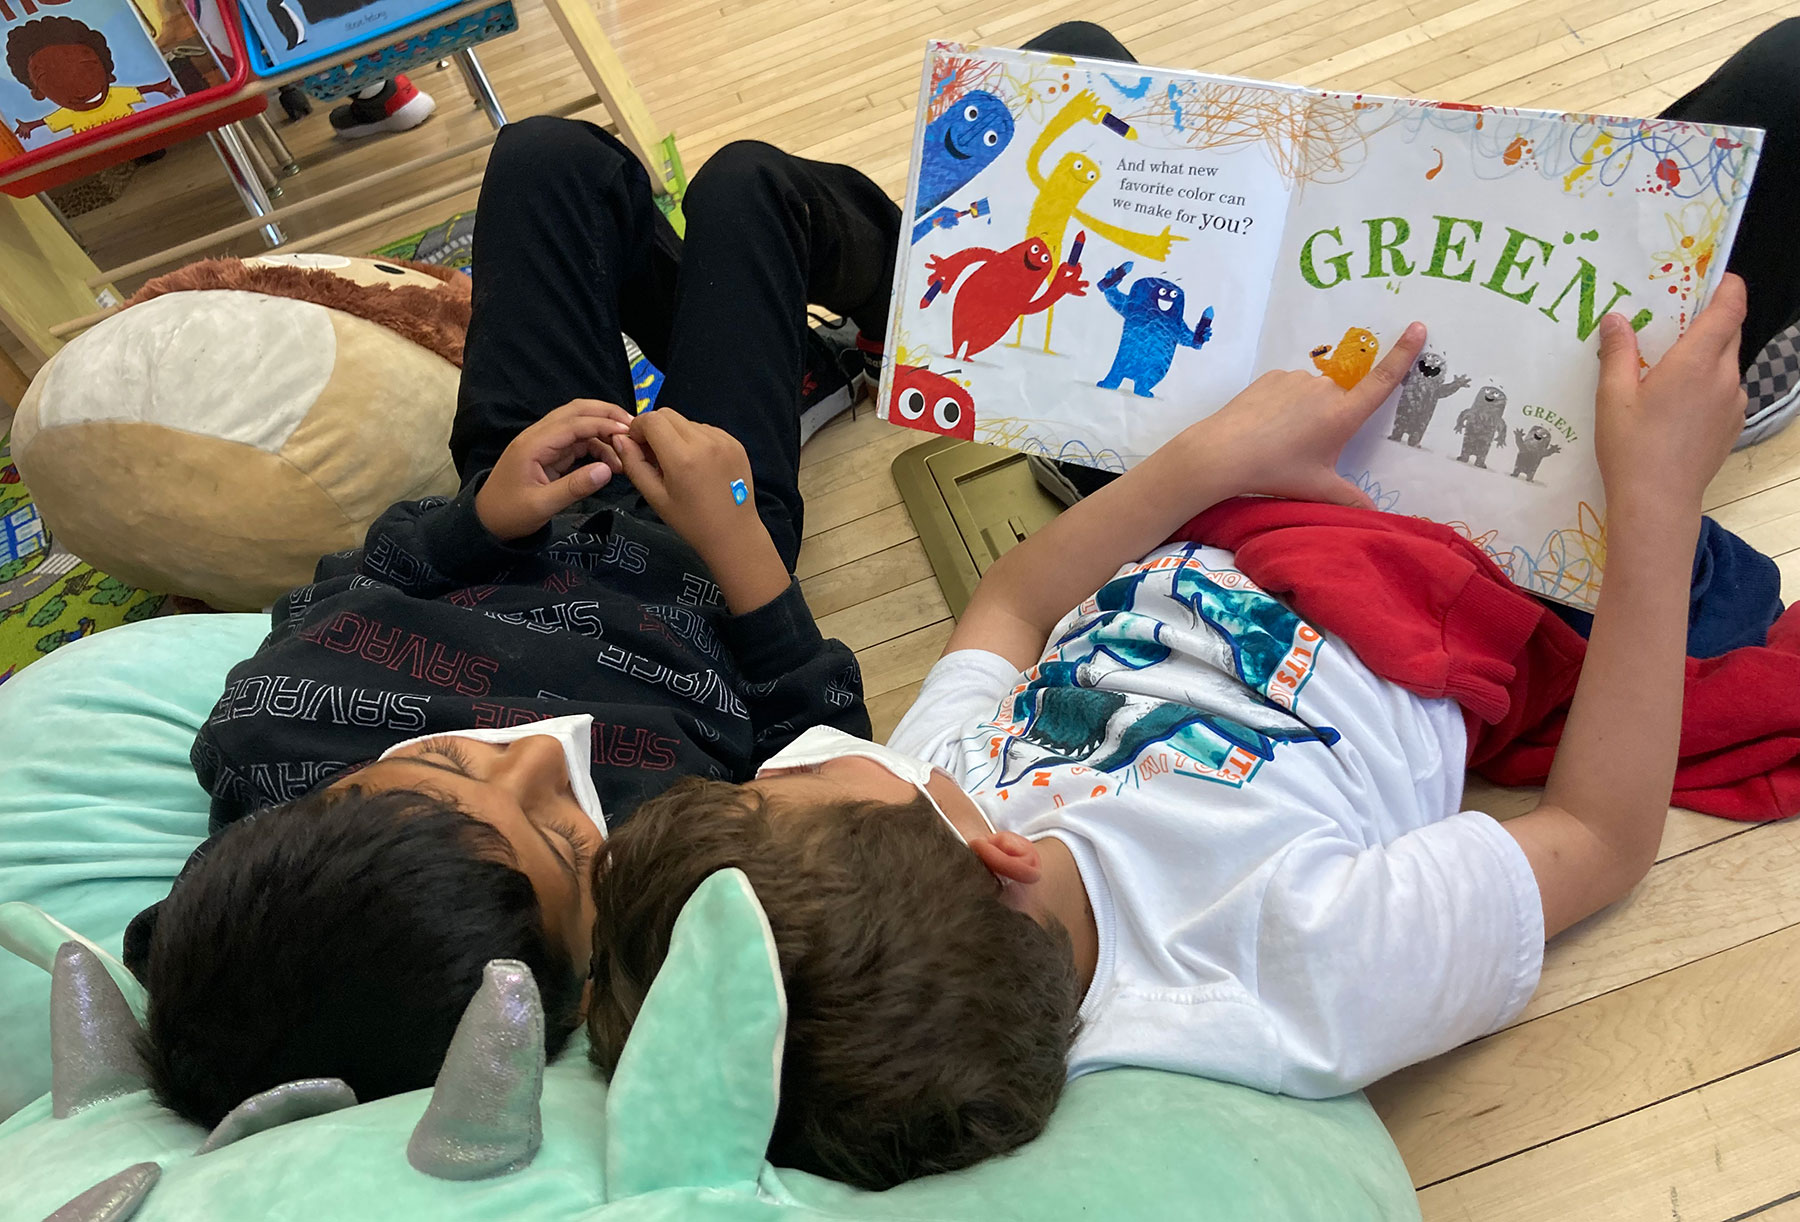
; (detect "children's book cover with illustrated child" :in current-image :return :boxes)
[878,43,1762,610]
[0,0,222,160]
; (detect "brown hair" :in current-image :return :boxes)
[587,777,1081,1190]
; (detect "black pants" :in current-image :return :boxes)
[1660,17,1800,367]
[450,23,1132,572]
[452,120,901,570]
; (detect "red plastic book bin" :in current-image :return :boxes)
[1,0,258,198]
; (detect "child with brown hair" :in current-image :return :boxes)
[586,272,1751,1190]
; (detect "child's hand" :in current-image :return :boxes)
[1594,274,1746,520]
[474,399,631,541]
[1194,321,1426,509]
[617,409,792,614]
[615,408,760,555]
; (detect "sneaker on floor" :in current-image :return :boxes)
[1736,315,1800,450]
[328,75,435,140]
[800,314,876,446]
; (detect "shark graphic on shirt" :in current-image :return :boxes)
[990,550,1339,789]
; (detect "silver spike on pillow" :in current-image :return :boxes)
[50,942,145,1118]
[406,959,546,1180]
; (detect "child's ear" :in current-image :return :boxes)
[970,830,1040,885]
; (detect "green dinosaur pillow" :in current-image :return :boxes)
[0,616,1421,1221]
[0,613,271,1117]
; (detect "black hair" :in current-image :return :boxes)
[5,17,113,89]
[134,787,584,1128]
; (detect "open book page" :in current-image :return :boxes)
[1256,96,1761,608]
[882,44,1297,466]
[881,42,1763,610]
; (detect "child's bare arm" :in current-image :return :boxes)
[1504,276,1748,937]
[947,323,1427,670]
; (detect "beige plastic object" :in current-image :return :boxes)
[891,439,1067,617]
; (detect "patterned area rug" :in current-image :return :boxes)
[371,210,478,273]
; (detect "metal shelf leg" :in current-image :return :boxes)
[452,48,507,129]
[208,125,285,247]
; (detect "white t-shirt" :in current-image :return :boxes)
[888,541,1544,1097]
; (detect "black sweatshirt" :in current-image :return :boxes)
[191,479,869,833]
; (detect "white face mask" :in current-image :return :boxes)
[378,714,606,838]
[755,725,988,844]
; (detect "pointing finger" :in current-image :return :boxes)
[1596,312,1641,403]
[1349,322,1425,413]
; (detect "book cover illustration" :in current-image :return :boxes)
[879,44,1762,609]
[133,0,230,93]
[242,0,447,71]
[0,0,192,157]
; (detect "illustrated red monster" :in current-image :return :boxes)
[921,236,1088,359]
[889,365,976,440]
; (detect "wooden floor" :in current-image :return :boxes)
[55,0,1800,1217]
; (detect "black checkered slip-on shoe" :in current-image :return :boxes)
[1737,317,1800,449]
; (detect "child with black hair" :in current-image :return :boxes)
[5,15,176,142]
[122,115,901,1128]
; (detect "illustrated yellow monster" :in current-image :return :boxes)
[1011,90,1184,353]
[1310,327,1380,389]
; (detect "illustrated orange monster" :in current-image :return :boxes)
[921,236,1087,360]
[889,365,976,440]
[1310,327,1381,389]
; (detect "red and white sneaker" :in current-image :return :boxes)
[328,75,436,140]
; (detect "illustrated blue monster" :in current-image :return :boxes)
[913,90,1014,242]
[1095,261,1214,398]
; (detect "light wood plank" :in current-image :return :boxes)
[815,576,952,652]
[1371,923,1800,1187]
[1415,1048,1800,1222]
[797,427,928,501]
[857,620,956,698]
[801,539,936,619]
[794,502,920,582]
[1749,1195,1800,1222]
[802,471,907,539]
[1521,815,1800,1025]
[537,0,675,188]
[799,406,892,470]
[1704,409,1800,513]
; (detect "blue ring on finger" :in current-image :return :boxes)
[729,478,749,506]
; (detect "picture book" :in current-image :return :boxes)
[0,0,213,159]
[132,0,230,93]
[240,0,450,72]
[878,43,1763,610]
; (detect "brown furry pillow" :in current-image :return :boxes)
[126,258,471,367]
